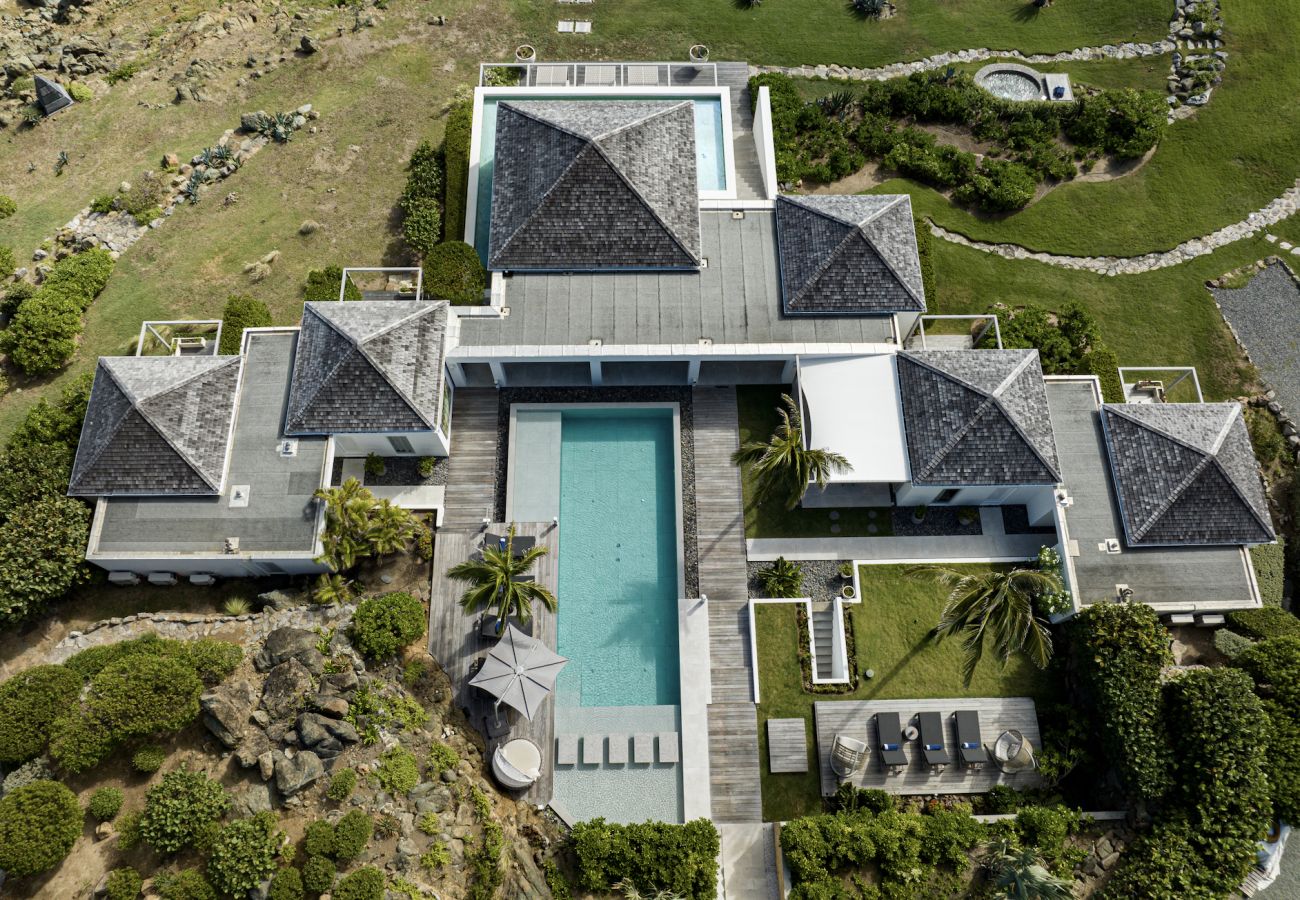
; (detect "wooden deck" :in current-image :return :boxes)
[441,389,499,529]
[766,719,809,774]
[693,386,763,823]
[813,698,1044,796]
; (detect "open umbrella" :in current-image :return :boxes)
[469,624,568,721]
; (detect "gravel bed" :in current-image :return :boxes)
[1002,504,1056,535]
[747,558,854,601]
[330,456,447,487]
[495,387,699,597]
[891,506,981,536]
[1212,262,1300,420]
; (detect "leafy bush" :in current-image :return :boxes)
[302,855,337,894]
[375,745,420,795]
[0,246,15,282]
[89,786,125,821]
[106,866,143,900]
[0,780,82,875]
[39,248,116,312]
[1234,636,1300,822]
[122,173,163,224]
[327,768,357,801]
[0,664,81,763]
[1099,820,1201,900]
[68,82,92,103]
[153,868,218,900]
[90,194,116,214]
[401,140,444,258]
[1066,89,1166,159]
[441,99,473,242]
[428,741,459,775]
[139,768,230,854]
[303,819,336,857]
[571,818,720,900]
[333,867,384,900]
[350,592,427,659]
[116,809,143,850]
[206,813,283,897]
[0,194,15,218]
[1,280,35,318]
[132,745,167,773]
[1067,603,1173,801]
[107,62,142,84]
[63,633,240,685]
[0,496,91,626]
[268,866,304,900]
[758,556,804,598]
[953,158,1037,212]
[333,809,374,861]
[304,265,361,302]
[219,294,272,355]
[2,249,114,375]
[1228,605,1300,640]
[425,241,485,306]
[1214,628,1254,659]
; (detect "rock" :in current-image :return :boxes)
[296,712,360,756]
[315,696,349,719]
[118,181,131,193]
[299,219,320,235]
[241,110,270,132]
[440,769,458,783]
[260,249,281,266]
[319,670,359,696]
[257,588,304,611]
[201,679,259,748]
[1101,850,1121,870]
[255,627,325,674]
[235,782,274,816]
[273,749,323,796]
[252,709,271,728]
[95,821,114,841]
[234,728,273,768]
[259,751,276,781]
[261,657,314,720]
[300,34,321,54]
[162,152,180,169]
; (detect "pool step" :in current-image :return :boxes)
[811,603,836,680]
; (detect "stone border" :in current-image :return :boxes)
[973,62,1048,101]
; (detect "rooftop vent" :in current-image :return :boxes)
[698,337,713,347]
[223,537,240,554]
[700,257,709,269]
[1105,538,1121,554]
[229,485,251,509]
[279,439,298,458]
[1115,583,1134,602]
[731,210,745,220]
[588,338,602,347]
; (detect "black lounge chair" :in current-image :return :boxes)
[875,712,908,774]
[954,710,988,770]
[918,711,950,772]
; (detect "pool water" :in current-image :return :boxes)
[554,408,681,708]
[979,71,1045,102]
[474,96,727,258]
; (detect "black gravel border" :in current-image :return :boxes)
[747,558,855,602]
[494,387,699,598]
[330,455,448,488]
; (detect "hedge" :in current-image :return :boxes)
[0,780,82,875]
[1227,605,1300,641]
[350,592,427,658]
[0,663,82,762]
[304,265,361,302]
[1,249,115,375]
[1249,539,1287,606]
[401,140,444,259]
[570,818,720,900]
[913,214,936,308]
[441,99,473,243]
[218,294,271,355]
[1234,636,1300,823]
[424,240,485,305]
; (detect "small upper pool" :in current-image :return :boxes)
[473,96,727,258]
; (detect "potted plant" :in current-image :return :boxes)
[842,583,857,600]
[911,504,928,524]
[515,45,536,63]
[838,562,854,580]
[364,452,385,478]
[689,44,710,63]
[957,506,977,527]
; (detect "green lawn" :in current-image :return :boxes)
[735,385,894,539]
[509,0,1170,71]
[755,564,1058,821]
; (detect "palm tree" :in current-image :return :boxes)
[446,524,557,627]
[732,394,851,510]
[907,564,1060,684]
[983,838,1073,899]
[314,479,419,570]
[312,572,354,606]
[365,499,419,556]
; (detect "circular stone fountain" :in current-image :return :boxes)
[974,62,1057,102]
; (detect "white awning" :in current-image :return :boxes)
[798,354,910,484]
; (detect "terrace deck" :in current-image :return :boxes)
[813,697,1043,796]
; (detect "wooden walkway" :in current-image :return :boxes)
[812,697,1043,796]
[693,386,763,823]
[766,719,809,774]
[441,389,498,529]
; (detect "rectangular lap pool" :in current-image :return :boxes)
[508,404,685,824]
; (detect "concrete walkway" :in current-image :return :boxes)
[747,532,1048,563]
[719,823,780,900]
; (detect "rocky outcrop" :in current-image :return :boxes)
[273,749,323,796]
[200,679,258,749]
[296,712,359,759]
[260,658,314,720]
[255,627,325,675]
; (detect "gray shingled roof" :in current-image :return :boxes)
[285,301,449,434]
[775,195,925,315]
[69,355,241,496]
[488,100,701,271]
[1101,403,1275,546]
[896,350,1060,485]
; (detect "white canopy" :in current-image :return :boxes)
[798,354,910,484]
[469,624,568,721]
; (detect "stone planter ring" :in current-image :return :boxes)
[515,45,536,63]
[689,44,709,63]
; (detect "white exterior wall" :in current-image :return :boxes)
[894,483,1054,511]
[332,430,447,458]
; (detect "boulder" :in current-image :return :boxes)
[300,34,321,54]
[319,670,359,696]
[235,782,274,816]
[240,110,270,132]
[261,657,314,720]
[200,679,258,748]
[255,627,325,674]
[273,749,323,796]
[258,751,275,781]
[95,821,114,841]
[257,588,305,610]
[234,728,274,768]
[296,712,359,757]
[313,696,349,720]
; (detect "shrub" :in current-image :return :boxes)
[954,158,1037,212]
[401,140,444,258]
[63,633,241,684]
[0,780,82,875]
[139,768,230,854]
[207,812,283,897]
[1228,605,1300,641]
[0,245,15,281]
[327,768,357,801]
[2,249,114,376]
[89,786,125,821]
[122,173,163,224]
[107,62,142,84]
[422,843,451,871]
[219,294,272,354]
[1234,636,1300,822]
[428,740,460,775]
[364,452,385,477]
[350,592,427,659]
[1068,603,1172,801]
[0,496,92,625]
[302,855,337,894]
[333,866,384,900]
[1099,819,1201,900]
[1,280,35,318]
[442,99,473,241]
[1214,628,1254,659]
[116,809,143,850]
[40,248,116,311]
[105,866,143,900]
[90,194,116,214]
[332,809,374,861]
[303,819,336,857]
[0,194,15,218]
[758,556,804,598]
[68,82,92,103]
[1067,89,1166,159]
[1085,347,1124,403]
[0,664,82,763]
[304,265,361,302]
[376,745,420,795]
[268,866,305,900]
[424,241,485,305]
[132,745,167,773]
[153,868,218,900]
[571,818,720,900]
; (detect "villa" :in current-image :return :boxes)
[68,59,1278,840]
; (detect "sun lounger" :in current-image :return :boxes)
[657,732,680,764]
[633,733,654,764]
[583,64,617,86]
[875,712,908,773]
[534,64,572,87]
[626,64,661,86]
[556,20,574,32]
[607,734,628,765]
[556,734,578,766]
[574,20,591,33]
[582,735,603,765]
[918,711,950,771]
[953,710,988,770]
[829,734,867,779]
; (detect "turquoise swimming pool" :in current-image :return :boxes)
[554,408,681,708]
[473,96,727,259]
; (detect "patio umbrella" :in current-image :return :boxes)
[469,624,568,721]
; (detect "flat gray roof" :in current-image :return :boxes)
[458,210,902,349]
[1047,379,1258,609]
[92,331,328,556]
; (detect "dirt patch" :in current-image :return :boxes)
[806,160,886,194]
[1075,145,1157,183]
[912,122,995,156]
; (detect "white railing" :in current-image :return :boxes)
[907,313,1002,350]
[479,60,718,89]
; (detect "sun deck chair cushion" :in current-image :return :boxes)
[556,734,578,766]
[882,742,900,751]
[961,742,980,750]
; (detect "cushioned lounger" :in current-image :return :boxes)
[918,711,950,770]
[954,710,988,770]
[875,711,908,772]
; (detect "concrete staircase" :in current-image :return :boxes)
[716,61,768,200]
[810,602,836,680]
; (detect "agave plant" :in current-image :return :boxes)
[222,597,251,616]
[983,838,1073,898]
[181,170,206,204]
[851,0,885,17]
[818,89,857,119]
[759,556,804,598]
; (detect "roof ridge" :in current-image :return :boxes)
[1104,402,1222,457]
[500,99,684,144]
[490,131,594,264]
[591,98,692,142]
[913,393,999,480]
[793,224,860,307]
[851,222,925,308]
[1130,451,1215,540]
[71,367,138,487]
[1209,403,1240,455]
[288,306,363,429]
[351,316,439,430]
